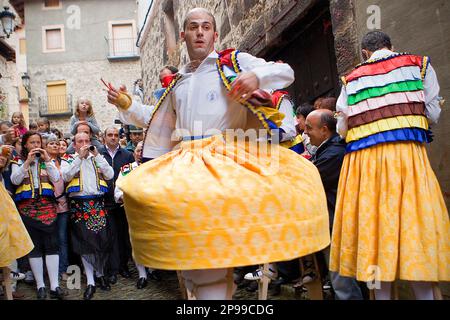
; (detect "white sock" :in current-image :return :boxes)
[136,263,147,279]
[374,281,392,300]
[29,257,45,289]
[81,256,96,286]
[411,281,434,300]
[45,255,60,290]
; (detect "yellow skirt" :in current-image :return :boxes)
[0,183,34,267]
[119,135,330,270]
[330,141,450,282]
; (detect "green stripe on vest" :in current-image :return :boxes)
[348,80,424,105]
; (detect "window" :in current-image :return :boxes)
[108,20,138,58]
[19,39,26,55]
[42,25,65,53]
[46,81,68,114]
[43,0,61,9]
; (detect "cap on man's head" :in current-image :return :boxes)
[129,125,143,133]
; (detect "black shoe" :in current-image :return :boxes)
[50,287,65,300]
[83,285,96,300]
[119,269,132,279]
[36,287,47,300]
[98,276,111,291]
[108,274,118,285]
[148,270,161,281]
[136,277,148,289]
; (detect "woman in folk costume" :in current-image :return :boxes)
[0,145,34,269]
[331,31,449,300]
[107,8,329,300]
[10,132,65,299]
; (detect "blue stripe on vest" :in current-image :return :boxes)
[346,127,430,153]
[67,186,80,194]
[41,189,54,197]
[289,143,305,155]
[14,190,32,202]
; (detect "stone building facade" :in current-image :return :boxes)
[15,0,142,134]
[138,0,450,208]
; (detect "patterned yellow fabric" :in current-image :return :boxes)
[330,142,450,281]
[346,115,429,143]
[0,183,34,267]
[119,135,330,270]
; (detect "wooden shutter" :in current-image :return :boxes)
[47,81,68,113]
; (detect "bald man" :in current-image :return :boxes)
[107,7,330,300]
[304,109,363,300]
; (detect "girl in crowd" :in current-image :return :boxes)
[46,135,70,281]
[59,139,69,157]
[11,112,28,136]
[70,98,101,136]
[10,131,64,300]
[37,118,51,139]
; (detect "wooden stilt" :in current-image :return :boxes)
[258,264,270,300]
[1,267,13,300]
[176,270,188,300]
[369,289,376,300]
[392,281,399,300]
[303,254,323,300]
[432,283,443,300]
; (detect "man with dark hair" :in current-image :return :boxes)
[361,31,392,60]
[100,127,135,284]
[332,31,448,300]
[305,109,363,300]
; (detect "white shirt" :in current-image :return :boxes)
[114,161,139,203]
[278,98,297,142]
[106,144,120,160]
[336,49,442,138]
[11,159,60,188]
[119,50,295,158]
[61,153,114,197]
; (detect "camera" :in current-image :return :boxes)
[35,152,41,158]
[89,146,95,151]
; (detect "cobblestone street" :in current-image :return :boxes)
[13,264,307,300]
[11,263,450,300]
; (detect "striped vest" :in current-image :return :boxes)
[342,53,431,153]
[62,155,108,194]
[13,158,55,202]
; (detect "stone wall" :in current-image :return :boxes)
[28,59,141,134]
[0,58,20,121]
[140,0,326,101]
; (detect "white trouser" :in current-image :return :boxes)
[181,268,235,300]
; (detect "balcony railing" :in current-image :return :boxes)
[105,37,139,60]
[39,94,73,117]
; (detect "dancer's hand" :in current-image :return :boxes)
[228,72,259,102]
[107,84,132,110]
